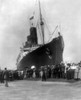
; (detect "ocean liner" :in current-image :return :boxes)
[17,0,64,70]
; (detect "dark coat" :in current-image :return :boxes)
[4,70,9,80]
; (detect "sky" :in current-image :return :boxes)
[0,0,81,69]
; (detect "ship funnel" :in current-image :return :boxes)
[27,27,38,46]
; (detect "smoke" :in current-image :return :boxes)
[0,0,81,69]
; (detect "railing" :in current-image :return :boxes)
[21,44,43,52]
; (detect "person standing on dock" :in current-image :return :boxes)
[4,68,9,87]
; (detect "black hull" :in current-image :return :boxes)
[17,36,64,70]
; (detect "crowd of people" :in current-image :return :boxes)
[0,62,81,86]
[0,68,24,86]
[23,62,81,81]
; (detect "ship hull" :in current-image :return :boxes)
[17,36,64,70]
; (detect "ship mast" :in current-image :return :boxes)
[39,0,44,44]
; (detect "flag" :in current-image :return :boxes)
[30,16,34,20]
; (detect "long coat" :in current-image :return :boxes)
[4,70,9,80]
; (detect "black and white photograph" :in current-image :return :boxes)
[0,0,81,100]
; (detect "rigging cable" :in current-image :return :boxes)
[43,18,51,34]
[47,25,58,42]
[41,3,52,35]
[36,20,44,44]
